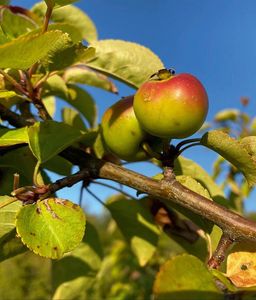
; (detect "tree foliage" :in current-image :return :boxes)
[0,1,256,299]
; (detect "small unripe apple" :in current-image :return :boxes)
[133,69,208,139]
[101,96,149,161]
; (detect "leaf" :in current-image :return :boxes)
[45,0,78,8]
[250,117,256,135]
[0,229,27,262]
[47,23,83,43]
[0,127,28,146]
[0,90,17,98]
[0,7,37,39]
[42,155,72,176]
[240,136,256,156]
[63,67,118,93]
[174,156,227,206]
[47,43,95,71]
[153,254,222,300]
[0,30,71,69]
[33,2,97,42]
[226,242,256,288]
[43,96,56,118]
[27,120,83,163]
[52,222,103,291]
[201,130,256,187]
[93,130,107,159]
[211,269,238,292]
[0,199,21,240]
[107,197,160,266]
[214,109,240,122]
[67,85,97,127]
[0,147,37,182]
[87,39,164,88]
[43,74,69,100]
[62,107,87,131]
[16,198,86,259]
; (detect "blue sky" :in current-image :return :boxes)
[12,0,256,213]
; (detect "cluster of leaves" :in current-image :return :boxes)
[0,1,256,299]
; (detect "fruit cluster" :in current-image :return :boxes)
[101,69,208,161]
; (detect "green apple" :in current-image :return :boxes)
[101,96,149,161]
[133,69,208,139]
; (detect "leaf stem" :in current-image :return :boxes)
[176,138,201,151]
[177,142,201,155]
[142,142,161,160]
[86,187,106,207]
[42,5,53,34]
[0,69,29,97]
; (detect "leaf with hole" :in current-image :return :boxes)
[201,130,256,187]
[87,39,164,88]
[16,198,86,259]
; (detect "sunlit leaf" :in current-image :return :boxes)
[0,90,17,99]
[45,0,78,8]
[107,196,160,266]
[33,2,97,42]
[240,136,256,157]
[0,199,21,240]
[0,127,28,146]
[16,198,86,259]
[62,107,87,131]
[27,120,83,163]
[201,130,256,187]
[43,74,69,100]
[64,67,118,93]
[87,39,164,88]
[226,242,256,288]
[153,254,222,300]
[0,7,37,39]
[214,109,240,122]
[0,30,71,69]
[67,85,97,127]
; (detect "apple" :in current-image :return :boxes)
[133,69,208,139]
[101,96,149,161]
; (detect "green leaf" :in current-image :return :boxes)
[47,23,83,43]
[240,136,256,156]
[27,120,83,163]
[43,96,56,118]
[93,129,107,159]
[52,222,103,292]
[0,127,28,146]
[211,269,238,292]
[107,196,160,266]
[0,90,17,99]
[42,155,72,176]
[214,109,240,122]
[0,230,27,262]
[47,43,95,71]
[34,2,97,42]
[45,0,78,8]
[87,39,164,88]
[201,130,256,187]
[64,67,118,93]
[0,147,37,182]
[0,199,21,240]
[16,198,86,259]
[62,107,87,131]
[153,254,223,300]
[0,7,37,39]
[67,85,97,127]
[43,74,69,100]
[174,156,227,206]
[250,117,256,135]
[0,30,71,69]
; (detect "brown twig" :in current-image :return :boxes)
[208,233,235,269]
[0,103,32,127]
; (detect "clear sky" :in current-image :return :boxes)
[12,0,256,213]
